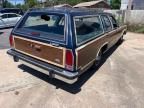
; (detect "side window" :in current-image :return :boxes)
[109,16,119,29]
[74,16,104,45]
[1,14,7,19]
[101,15,112,32]
[8,14,17,18]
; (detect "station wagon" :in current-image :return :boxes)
[7,8,127,83]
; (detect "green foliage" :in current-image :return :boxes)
[27,0,37,8]
[2,0,113,11]
[3,0,14,8]
[15,4,22,9]
[128,25,144,34]
[110,0,121,9]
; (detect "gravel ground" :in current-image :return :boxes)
[0,31,144,108]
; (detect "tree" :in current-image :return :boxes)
[3,0,14,8]
[110,0,121,9]
[24,0,37,8]
[16,4,22,8]
[28,0,37,8]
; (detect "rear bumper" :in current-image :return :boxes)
[7,49,79,83]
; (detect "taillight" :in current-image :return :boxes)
[65,49,74,71]
[9,34,14,47]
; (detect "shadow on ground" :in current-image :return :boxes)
[18,41,124,94]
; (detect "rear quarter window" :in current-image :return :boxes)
[101,15,112,32]
[74,16,104,45]
[109,16,119,29]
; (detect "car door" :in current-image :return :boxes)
[101,15,116,48]
[7,14,21,26]
[0,14,8,28]
[109,15,123,41]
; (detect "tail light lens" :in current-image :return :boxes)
[65,50,74,71]
[9,34,14,47]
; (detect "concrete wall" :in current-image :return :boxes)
[121,0,144,10]
[125,10,144,25]
[105,10,144,25]
[104,10,125,25]
[133,0,144,10]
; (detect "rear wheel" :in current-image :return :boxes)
[117,36,124,45]
[93,50,102,67]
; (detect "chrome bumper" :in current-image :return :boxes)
[7,49,79,84]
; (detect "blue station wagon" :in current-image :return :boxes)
[7,8,127,83]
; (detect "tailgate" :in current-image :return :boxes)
[13,36,66,68]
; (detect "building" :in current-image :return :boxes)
[121,0,144,10]
[73,0,111,9]
[54,4,73,8]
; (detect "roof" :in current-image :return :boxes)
[30,7,110,16]
[0,8,21,10]
[0,13,19,16]
[74,0,109,8]
[54,4,73,8]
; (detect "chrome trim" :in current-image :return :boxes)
[73,15,105,46]
[20,60,78,84]
[96,42,108,57]
[14,13,67,45]
[80,59,95,70]
[65,49,74,71]
[75,33,108,70]
[100,15,113,33]
[7,49,78,84]
[13,36,66,68]
[107,15,115,30]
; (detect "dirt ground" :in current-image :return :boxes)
[0,32,144,108]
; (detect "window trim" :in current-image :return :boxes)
[15,12,67,45]
[108,15,119,30]
[100,15,113,33]
[73,15,105,46]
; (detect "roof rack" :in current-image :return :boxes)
[29,7,104,13]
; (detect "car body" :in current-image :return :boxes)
[7,8,127,83]
[0,13,21,28]
[0,8,24,15]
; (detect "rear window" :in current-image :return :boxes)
[16,12,65,42]
[74,16,104,45]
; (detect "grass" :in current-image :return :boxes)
[128,25,144,34]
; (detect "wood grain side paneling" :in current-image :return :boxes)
[14,36,65,68]
[76,35,108,70]
[76,27,125,70]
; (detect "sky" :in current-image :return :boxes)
[8,0,24,5]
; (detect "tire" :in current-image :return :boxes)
[93,50,102,67]
[117,36,123,45]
